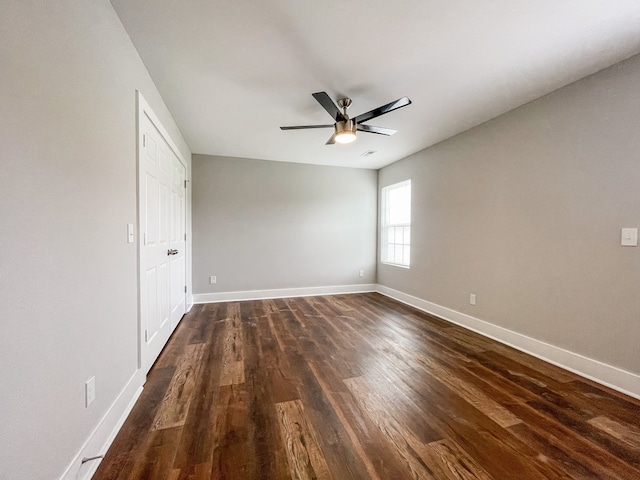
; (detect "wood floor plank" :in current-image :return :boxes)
[128,426,183,479]
[506,401,640,480]
[422,439,494,480]
[270,307,377,479]
[472,350,571,406]
[417,358,522,428]
[527,398,640,472]
[181,462,212,480]
[298,299,443,445]
[561,379,640,427]
[94,293,640,480]
[170,304,229,472]
[152,343,206,430]
[154,310,200,369]
[219,302,245,386]
[209,384,257,480]
[335,299,523,431]
[588,415,640,448]
[308,360,415,480]
[344,376,438,480]
[187,303,220,345]
[293,297,363,379]
[363,353,575,480]
[255,305,300,404]
[276,399,332,480]
[242,300,293,480]
[424,325,489,354]
[93,365,177,479]
[487,342,577,383]
[507,422,625,480]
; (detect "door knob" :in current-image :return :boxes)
[167,249,178,256]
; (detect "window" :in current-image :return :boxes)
[381,180,411,267]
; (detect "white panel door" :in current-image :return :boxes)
[169,151,186,330]
[139,112,177,374]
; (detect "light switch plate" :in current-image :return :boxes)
[621,228,638,247]
[85,376,96,407]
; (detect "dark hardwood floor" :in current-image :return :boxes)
[93,293,640,479]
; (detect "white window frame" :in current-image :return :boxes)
[381,179,411,268]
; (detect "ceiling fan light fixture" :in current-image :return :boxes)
[335,119,356,144]
[335,131,356,144]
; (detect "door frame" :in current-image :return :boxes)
[136,91,189,371]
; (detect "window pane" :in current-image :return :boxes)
[387,227,395,244]
[395,245,403,263]
[388,184,410,224]
[394,226,402,244]
[404,226,410,245]
[387,245,395,262]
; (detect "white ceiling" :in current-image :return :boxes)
[111,0,640,169]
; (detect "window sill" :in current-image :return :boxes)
[381,261,410,269]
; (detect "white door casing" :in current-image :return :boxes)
[138,93,187,375]
[169,152,186,330]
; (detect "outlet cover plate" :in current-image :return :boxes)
[621,228,638,246]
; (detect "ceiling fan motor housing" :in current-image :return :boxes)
[335,119,356,135]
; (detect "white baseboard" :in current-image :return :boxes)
[192,284,377,304]
[376,285,640,400]
[59,370,144,480]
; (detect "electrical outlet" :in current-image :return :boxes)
[469,294,476,306]
[621,228,638,246]
[359,270,364,278]
[209,276,217,284]
[85,377,96,407]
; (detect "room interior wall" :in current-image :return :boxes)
[192,155,377,298]
[378,53,640,385]
[0,1,191,479]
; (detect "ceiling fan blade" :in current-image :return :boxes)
[354,96,411,124]
[312,92,345,121]
[357,125,397,136]
[325,133,337,145]
[280,124,334,130]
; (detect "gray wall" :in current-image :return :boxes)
[0,1,191,478]
[193,155,377,293]
[379,54,640,375]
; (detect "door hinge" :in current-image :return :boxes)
[184,285,187,293]
[184,233,187,241]
[184,180,187,189]
[144,329,148,342]
[143,134,146,147]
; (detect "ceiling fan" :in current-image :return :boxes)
[280,92,412,145]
